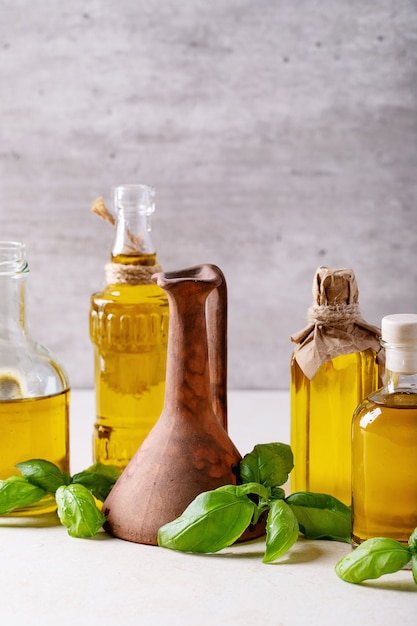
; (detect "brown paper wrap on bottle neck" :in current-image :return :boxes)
[291,266,384,380]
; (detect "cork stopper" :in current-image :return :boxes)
[292,265,383,379]
[308,266,361,325]
[313,266,358,306]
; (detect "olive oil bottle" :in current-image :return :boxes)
[352,314,417,546]
[90,185,168,470]
[290,266,382,505]
[291,349,379,503]
[0,242,70,515]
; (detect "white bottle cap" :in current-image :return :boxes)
[382,314,417,373]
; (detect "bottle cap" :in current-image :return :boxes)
[381,314,417,344]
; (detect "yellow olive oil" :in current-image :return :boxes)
[352,393,417,546]
[0,389,70,515]
[90,279,168,470]
[290,349,379,505]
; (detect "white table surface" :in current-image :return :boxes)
[1,390,416,626]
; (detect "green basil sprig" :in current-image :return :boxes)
[336,530,417,584]
[0,475,46,515]
[71,464,121,502]
[263,499,299,563]
[16,459,71,493]
[240,442,294,488]
[56,484,106,538]
[158,442,351,563]
[158,484,258,553]
[0,459,120,538]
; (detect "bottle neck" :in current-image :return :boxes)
[0,273,28,341]
[111,209,156,265]
[384,347,417,393]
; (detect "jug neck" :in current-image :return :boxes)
[155,265,226,421]
[0,242,29,342]
[163,290,213,417]
[111,184,157,265]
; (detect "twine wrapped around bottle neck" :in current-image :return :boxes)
[105,261,163,285]
[91,196,162,286]
[307,302,362,326]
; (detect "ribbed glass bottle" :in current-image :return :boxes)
[90,185,169,470]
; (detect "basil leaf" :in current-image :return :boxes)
[240,443,294,488]
[234,481,270,501]
[407,527,417,583]
[15,459,70,493]
[71,463,121,501]
[285,492,351,543]
[56,484,106,538]
[408,526,417,554]
[270,486,286,501]
[85,463,121,482]
[158,485,256,553]
[263,499,299,563]
[335,538,411,584]
[0,476,46,514]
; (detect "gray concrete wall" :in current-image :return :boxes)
[1,0,416,390]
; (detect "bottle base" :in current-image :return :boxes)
[1,494,58,517]
[0,511,59,529]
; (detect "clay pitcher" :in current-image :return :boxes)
[103,264,242,545]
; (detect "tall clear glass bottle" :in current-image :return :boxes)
[90,184,169,470]
[352,314,417,546]
[0,241,70,515]
[290,266,382,505]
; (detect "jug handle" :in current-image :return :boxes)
[206,265,228,430]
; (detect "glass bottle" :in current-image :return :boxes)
[290,266,382,505]
[0,241,70,515]
[352,313,417,546]
[90,184,169,470]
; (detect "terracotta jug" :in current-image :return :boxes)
[103,264,244,545]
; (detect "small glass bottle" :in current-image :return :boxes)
[0,241,70,515]
[290,266,382,505]
[352,313,417,546]
[90,184,169,470]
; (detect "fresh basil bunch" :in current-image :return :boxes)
[0,459,120,538]
[158,442,351,562]
[335,527,417,585]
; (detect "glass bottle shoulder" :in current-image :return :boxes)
[363,388,417,409]
[92,251,167,308]
[0,339,69,400]
[291,348,379,382]
[91,282,168,308]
